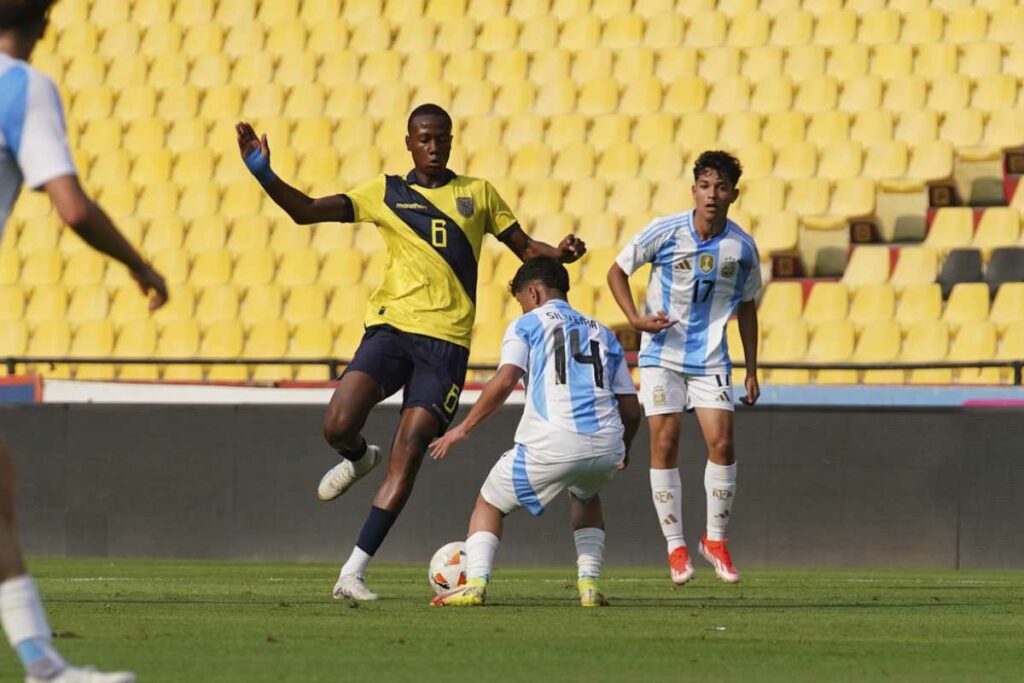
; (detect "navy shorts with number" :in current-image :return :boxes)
[342,325,468,430]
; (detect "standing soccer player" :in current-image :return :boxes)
[606,151,760,585]
[428,257,641,607]
[0,2,167,681]
[236,105,585,601]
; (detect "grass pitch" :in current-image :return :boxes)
[2,558,1022,682]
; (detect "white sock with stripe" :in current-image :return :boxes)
[650,468,686,554]
[573,528,605,579]
[465,531,500,582]
[705,461,737,541]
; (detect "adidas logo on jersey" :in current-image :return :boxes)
[675,259,692,271]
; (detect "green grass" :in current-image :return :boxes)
[3,558,1022,682]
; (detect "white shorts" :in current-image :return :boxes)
[639,366,734,415]
[479,445,623,517]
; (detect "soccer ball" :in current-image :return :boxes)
[428,541,467,594]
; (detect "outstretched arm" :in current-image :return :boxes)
[736,299,760,406]
[236,121,354,225]
[44,175,167,310]
[429,364,525,460]
[499,225,586,263]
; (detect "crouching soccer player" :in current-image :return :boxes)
[428,257,641,607]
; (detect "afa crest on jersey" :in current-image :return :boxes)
[699,254,715,274]
[455,196,474,217]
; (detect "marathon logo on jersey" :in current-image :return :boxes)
[699,254,716,274]
[455,196,474,218]
[721,258,738,278]
[395,202,429,210]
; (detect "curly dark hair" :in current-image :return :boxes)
[0,0,55,31]
[693,150,743,187]
[509,256,571,296]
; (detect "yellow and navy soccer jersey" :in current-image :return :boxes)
[344,170,518,349]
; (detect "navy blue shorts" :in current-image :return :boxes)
[342,325,468,430]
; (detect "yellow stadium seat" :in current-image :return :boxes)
[841,246,891,290]
[815,8,856,45]
[856,320,902,384]
[269,222,311,254]
[24,284,66,328]
[743,45,784,82]
[889,247,938,292]
[70,321,117,380]
[0,248,18,286]
[926,74,971,114]
[180,20,222,55]
[784,44,826,83]
[16,220,58,256]
[132,150,172,184]
[216,0,257,23]
[988,6,1024,43]
[904,321,951,385]
[763,320,810,384]
[277,249,320,288]
[641,145,684,182]
[989,283,1024,333]
[814,141,861,182]
[477,17,519,52]
[681,10,725,48]
[858,8,900,45]
[284,84,326,118]
[49,0,86,28]
[258,0,300,23]
[838,75,882,115]
[165,119,207,154]
[518,180,563,217]
[0,284,24,324]
[760,112,803,152]
[70,85,114,122]
[265,20,308,56]
[863,141,908,180]
[20,250,62,287]
[943,283,991,334]
[806,111,849,148]
[26,320,72,379]
[913,45,956,84]
[706,75,751,115]
[893,108,938,146]
[788,177,831,215]
[188,250,231,288]
[808,320,856,384]
[291,321,334,381]
[576,214,620,250]
[247,320,292,383]
[702,46,742,82]
[112,319,159,381]
[232,249,275,288]
[299,0,341,22]
[924,207,974,255]
[585,115,628,154]
[137,20,181,58]
[359,50,401,85]
[896,8,940,44]
[794,75,838,114]
[217,181,263,220]
[632,114,674,153]
[63,250,106,288]
[848,283,895,331]
[283,284,327,327]
[596,145,641,184]
[203,322,248,382]
[660,76,707,115]
[738,176,786,217]
[882,75,927,113]
[105,283,148,329]
[896,283,942,331]
[728,10,769,47]
[156,319,202,381]
[509,144,553,183]
[758,281,803,330]
[184,215,229,255]
[140,217,183,255]
[802,282,849,331]
[306,20,350,56]
[222,21,265,58]
[562,178,607,216]
[78,119,122,159]
[774,142,817,181]
[615,50,657,89]
[64,54,104,88]
[56,22,97,58]
[973,74,1018,113]
[238,284,284,330]
[993,323,1024,384]
[950,321,998,384]
[959,43,1001,80]
[446,50,486,86]
[349,17,393,54]
[850,110,893,148]
[275,52,318,88]
[326,284,370,331]
[870,44,912,80]
[194,285,240,332]
[899,140,955,186]
[947,7,988,44]
[751,212,798,257]
[607,178,651,216]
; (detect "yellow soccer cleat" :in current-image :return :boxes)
[577,577,609,608]
[430,578,487,607]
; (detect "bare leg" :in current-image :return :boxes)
[693,407,735,466]
[648,413,683,468]
[371,407,441,513]
[468,496,505,539]
[570,493,604,531]
[322,370,384,455]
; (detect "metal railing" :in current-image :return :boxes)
[3,357,1022,385]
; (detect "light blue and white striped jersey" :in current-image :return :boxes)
[0,54,76,235]
[616,210,761,375]
[500,298,636,461]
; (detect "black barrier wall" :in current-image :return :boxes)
[1,405,1021,568]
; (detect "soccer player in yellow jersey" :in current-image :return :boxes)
[237,104,585,600]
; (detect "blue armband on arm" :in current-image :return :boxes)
[244,148,277,186]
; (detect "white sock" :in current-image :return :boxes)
[650,468,685,554]
[573,528,605,579]
[705,461,737,541]
[465,531,500,582]
[1,575,65,678]
[339,547,372,579]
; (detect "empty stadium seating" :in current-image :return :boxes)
[4,0,1022,384]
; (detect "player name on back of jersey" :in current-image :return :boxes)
[543,309,600,330]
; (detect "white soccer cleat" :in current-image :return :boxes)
[317,445,382,501]
[332,574,379,602]
[27,666,135,683]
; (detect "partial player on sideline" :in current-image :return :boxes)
[428,257,641,607]
[0,2,168,681]
[237,105,585,601]
[607,151,761,586]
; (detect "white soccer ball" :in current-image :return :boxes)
[428,541,467,594]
